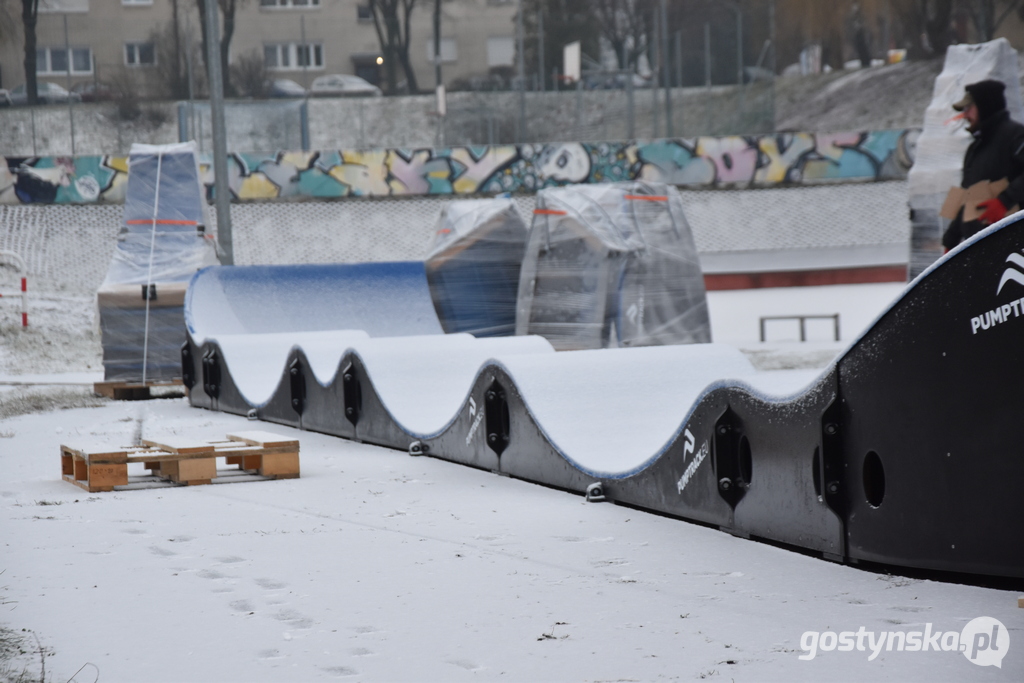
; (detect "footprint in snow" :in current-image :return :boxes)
[197,568,226,580]
[256,578,287,590]
[216,555,246,564]
[273,609,314,629]
[447,659,483,671]
[148,546,176,557]
[321,666,358,677]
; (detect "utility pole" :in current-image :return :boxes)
[63,14,76,155]
[660,0,672,137]
[516,0,526,142]
[734,0,743,87]
[433,0,442,88]
[537,7,545,92]
[204,0,233,264]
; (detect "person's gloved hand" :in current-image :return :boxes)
[978,197,1008,225]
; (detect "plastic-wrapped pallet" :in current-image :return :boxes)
[908,38,1023,278]
[516,182,710,350]
[425,198,527,337]
[97,141,219,381]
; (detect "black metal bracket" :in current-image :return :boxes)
[201,347,220,399]
[485,380,511,456]
[713,406,751,508]
[180,343,195,390]
[289,357,306,416]
[342,361,361,426]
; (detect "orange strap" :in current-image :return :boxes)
[625,195,668,201]
[126,219,199,225]
[533,209,567,215]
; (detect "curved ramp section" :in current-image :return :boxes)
[185,261,444,342]
[185,215,1024,580]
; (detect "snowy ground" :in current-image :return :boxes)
[1,282,1022,682]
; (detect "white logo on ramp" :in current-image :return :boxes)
[996,252,1024,294]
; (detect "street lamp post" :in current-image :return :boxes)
[203,0,233,265]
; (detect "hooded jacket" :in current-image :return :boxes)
[942,107,1024,248]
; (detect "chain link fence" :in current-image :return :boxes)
[1,181,908,294]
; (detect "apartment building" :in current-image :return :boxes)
[0,0,518,96]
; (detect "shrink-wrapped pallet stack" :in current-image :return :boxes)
[97,142,218,382]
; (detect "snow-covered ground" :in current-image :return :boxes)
[2,279,1022,682]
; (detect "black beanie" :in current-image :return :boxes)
[966,80,1007,121]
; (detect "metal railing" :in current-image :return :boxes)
[759,314,839,342]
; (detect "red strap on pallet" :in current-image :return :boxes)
[125,219,199,225]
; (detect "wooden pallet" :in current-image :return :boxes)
[93,379,185,401]
[60,431,300,492]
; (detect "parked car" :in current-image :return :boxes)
[9,82,82,105]
[71,81,116,102]
[0,89,11,107]
[268,78,307,98]
[309,74,382,98]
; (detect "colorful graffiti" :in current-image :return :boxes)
[1,129,918,205]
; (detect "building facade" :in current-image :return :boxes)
[0,0,518,97]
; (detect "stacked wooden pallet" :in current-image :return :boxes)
[93,379,185,401]
[60,431,299,492]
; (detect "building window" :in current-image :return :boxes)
[264,43,324,71]
[260,0,320,8]
[36,47,93,74]
[121,0,153,5]
[357,3,372,21]
[125,42,156,66]
[425,38,457,64]
[486,36,514,68]
[39,0,91,12]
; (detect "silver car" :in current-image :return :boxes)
[309,74,382,98]
[9,82,82,105]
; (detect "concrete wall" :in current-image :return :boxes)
[0,84,777,156]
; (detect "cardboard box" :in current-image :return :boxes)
[942,178,1013,221]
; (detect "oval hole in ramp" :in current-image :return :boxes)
[812,447,821,498]
[738,435,752,486]
[863,451,885,508]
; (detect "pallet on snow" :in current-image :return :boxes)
[93,378,185,401]
[60,430,299,492]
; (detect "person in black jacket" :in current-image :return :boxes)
[942,79,1024,249]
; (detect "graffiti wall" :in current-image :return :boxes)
[1,130,918,205]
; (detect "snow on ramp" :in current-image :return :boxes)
[185,261,444,343]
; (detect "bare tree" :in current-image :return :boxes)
[195,0,244,97]
[961,0,1023,41]
[368,0,419,94]
[521,0,601,88]
[231,49,269,98]
[593,0,654,70]
[888,0,955,56]
[17,0,39,104]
